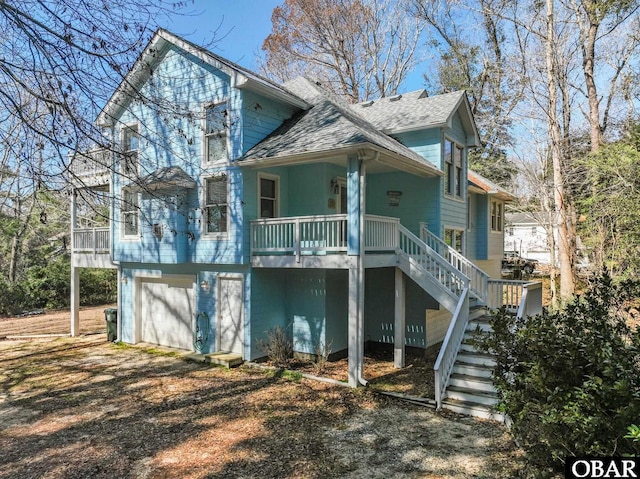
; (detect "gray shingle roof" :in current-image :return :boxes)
[351,90,466,133]
[241,78,442,176]
[128,166,196,192]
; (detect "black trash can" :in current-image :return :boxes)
[104,308,118,342]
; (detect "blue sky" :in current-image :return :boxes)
[162,0,283,71]
[161,0,428,92]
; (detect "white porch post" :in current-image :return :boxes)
[70,189,80,337]
[71,266,80,337]
[347,154,366,387]
[394,267,406,368]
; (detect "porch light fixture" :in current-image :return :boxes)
[121,276,128,285]
[200,280,210,292]
[330,177,340,194]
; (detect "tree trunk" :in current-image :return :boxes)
[583,20,601,151]
[545,0,575,300]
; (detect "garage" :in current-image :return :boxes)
[139,276,195,351]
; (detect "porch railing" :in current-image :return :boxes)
[251,215,347,261]
[487,279,528,312]
[364,214,399,251]
[434,287,470,408]
[420,224,489,304]
[70,148,111,177]
[73,228,110,253]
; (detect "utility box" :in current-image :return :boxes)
[104,308,118,342]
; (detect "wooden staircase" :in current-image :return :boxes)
[441,310,504,421]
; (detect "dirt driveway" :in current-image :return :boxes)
[0,313,525,478]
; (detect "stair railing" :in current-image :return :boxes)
[420,223,488,304]
[433,287,470,409]
[397,224,469,302]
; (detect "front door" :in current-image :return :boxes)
[218,276,244,355]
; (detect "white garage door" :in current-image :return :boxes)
[140,277,195,351]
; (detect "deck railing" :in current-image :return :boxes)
[73,228,110,253]
[434,288,470,408]
[420,224,489,304]
[487,279,528,312]
[364,214,399,251]
[516,281,544,319]
[251,215,347,262]
[70,148,111,177]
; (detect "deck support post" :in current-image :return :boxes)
[394,267,405,368]
[71,265,80,337]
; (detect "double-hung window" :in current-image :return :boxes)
[444,139,464,198]
[491,200,503,232]
[204,175,228,234]
[122,189,139,237]
[454,145,463,197]
[259,174,279,218]
[121,125,138,176]
[444,140,453,195]
[204,102,228,163]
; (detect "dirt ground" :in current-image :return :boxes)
[0,309,526,478]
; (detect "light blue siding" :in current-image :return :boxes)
[394,130,441,168]
[242,91,300,152]
[366,172,440,235]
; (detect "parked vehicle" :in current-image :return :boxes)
[502,251,537,275]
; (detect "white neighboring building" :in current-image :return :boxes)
[505,212,557,265]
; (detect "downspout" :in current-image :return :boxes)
[357,150,378,387]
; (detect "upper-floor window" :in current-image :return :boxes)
[444,139,464,198]
[121,125,138,176]
[204,102,228,164]
[259,174,279,218]
[491,200,503,232]
[122,189,139,238]
[204,175,228,234]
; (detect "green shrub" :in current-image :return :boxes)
[476,272,640,476]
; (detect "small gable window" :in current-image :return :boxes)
[445,228,464,254]
[122,189,139,238]
[204,175,228,234]
[491,200,503,232]
[204,102,228,163]
[121,125,138,176]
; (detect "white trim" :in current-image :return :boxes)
[202,100,231,167]
[201,172,230,238]
[120,188,141,241]
[257,172,280,218]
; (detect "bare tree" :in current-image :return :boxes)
[260,0,424,103]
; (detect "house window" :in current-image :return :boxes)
[454,145,464,197]
[259,174,279,218]
[491,200,503,232]
[122,189,139,237]
[445,228,464,253]
[121,125,138,176]
[204,102,228,163]
[444,140,453,195]
[204,175,228,234]
[445,140,464,198]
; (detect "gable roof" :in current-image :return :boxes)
[351,90,481,147]
[97,29,309,126]
[468,170,515,201]
[240,78,443,177]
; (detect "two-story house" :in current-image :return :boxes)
[70,29,541,415]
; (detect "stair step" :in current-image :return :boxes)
[454,351,497,367]
[452,361,494,378]
[449,373,496,393]
[445,385,499,406]
[442,398,505,421]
